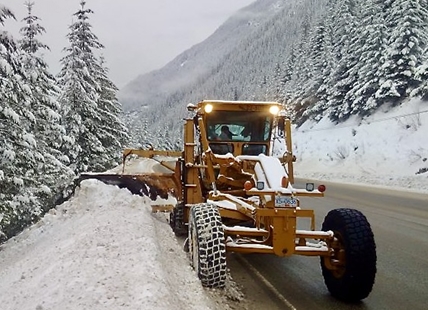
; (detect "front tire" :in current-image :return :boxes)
[321,208,376,302]
[188,203,227,288]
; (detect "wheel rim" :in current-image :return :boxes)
[327,231,346,278]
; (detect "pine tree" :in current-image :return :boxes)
[280,47,296,102]
[93,56,128,169]
[306,20,334,122]
[0,5,41,238]
[57,1,123,174]
[324,0,360,122]
[303,1,358,122]
[270,62,284,102]
[295,18,331,121]
[376,0,428,104]
[347,0,387,115]
[306,21,327,98]
[409,0,428,101]
[290,15,313,102]
[18,1,74,208]
[122,111,151,149]
[412,62,428,100]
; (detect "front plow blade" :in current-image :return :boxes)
[79,173,180,200]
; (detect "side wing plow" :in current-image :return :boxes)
[79,172,180,200]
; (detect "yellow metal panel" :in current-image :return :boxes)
[255,208,297,256]
[219,208,253,221]
[285,119,294,184]
[226,244,274,254]
[184,119,203,204]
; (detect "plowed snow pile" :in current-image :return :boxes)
[0,180,222,310]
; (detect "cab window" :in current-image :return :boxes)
[206,111,272,142]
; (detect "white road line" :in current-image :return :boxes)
[237,255,297,310]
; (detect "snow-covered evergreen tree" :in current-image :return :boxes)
[279,47,295,103]
[270,62,283,102]
[93,55,128,168]
[376,0,428,104]
[324,0,359,122]
[301,1,357,122]
[412,62,428,100]
[18,1,74,208]
[347,0,387,115]
[123,111,153,149]
[289,15,313,102]
[305,19,334,122]
[57,1,125,173]
[0,5,40,238]
[409,0,428,101]
[305,21,327,99]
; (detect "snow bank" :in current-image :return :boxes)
[0,180,216,310]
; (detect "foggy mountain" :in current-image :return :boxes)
[119,0,428,148]
[119,0,328,146]
[118,0,294,110]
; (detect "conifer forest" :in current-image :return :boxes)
[1,0,428,240]
[0,1,127,239]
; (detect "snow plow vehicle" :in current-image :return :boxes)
[81,100,376,302]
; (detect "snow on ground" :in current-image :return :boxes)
[0,98,427,310]
[294,98,428,193]
[0,179,245,310]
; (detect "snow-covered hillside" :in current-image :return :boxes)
[294,98,428,193]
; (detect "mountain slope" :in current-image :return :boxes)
[120,0,281,111]
[120,0,328,145]
[120,0,428,149]
[118,0,283,111]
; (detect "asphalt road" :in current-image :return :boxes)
[228,179,428,310]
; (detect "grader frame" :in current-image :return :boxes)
[151,101,330,256]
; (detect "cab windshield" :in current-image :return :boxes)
[206,111,273,142]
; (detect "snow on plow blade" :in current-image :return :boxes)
[79,172,180,200]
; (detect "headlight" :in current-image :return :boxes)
[204,104,213,113]
[269,105,280,115]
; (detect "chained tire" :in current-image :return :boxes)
[321,208,377,302]
[188,203,227,288]
[170,202,187,236]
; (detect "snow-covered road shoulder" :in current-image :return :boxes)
[0,180,217,310]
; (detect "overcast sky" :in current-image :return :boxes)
[1,0,255,88]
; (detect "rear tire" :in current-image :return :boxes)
[170,202,187,236]
[188,203,227,288]
[321,208,376,302]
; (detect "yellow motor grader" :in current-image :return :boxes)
[81,100,376,302]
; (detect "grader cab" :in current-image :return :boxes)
[81,100,376,302]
